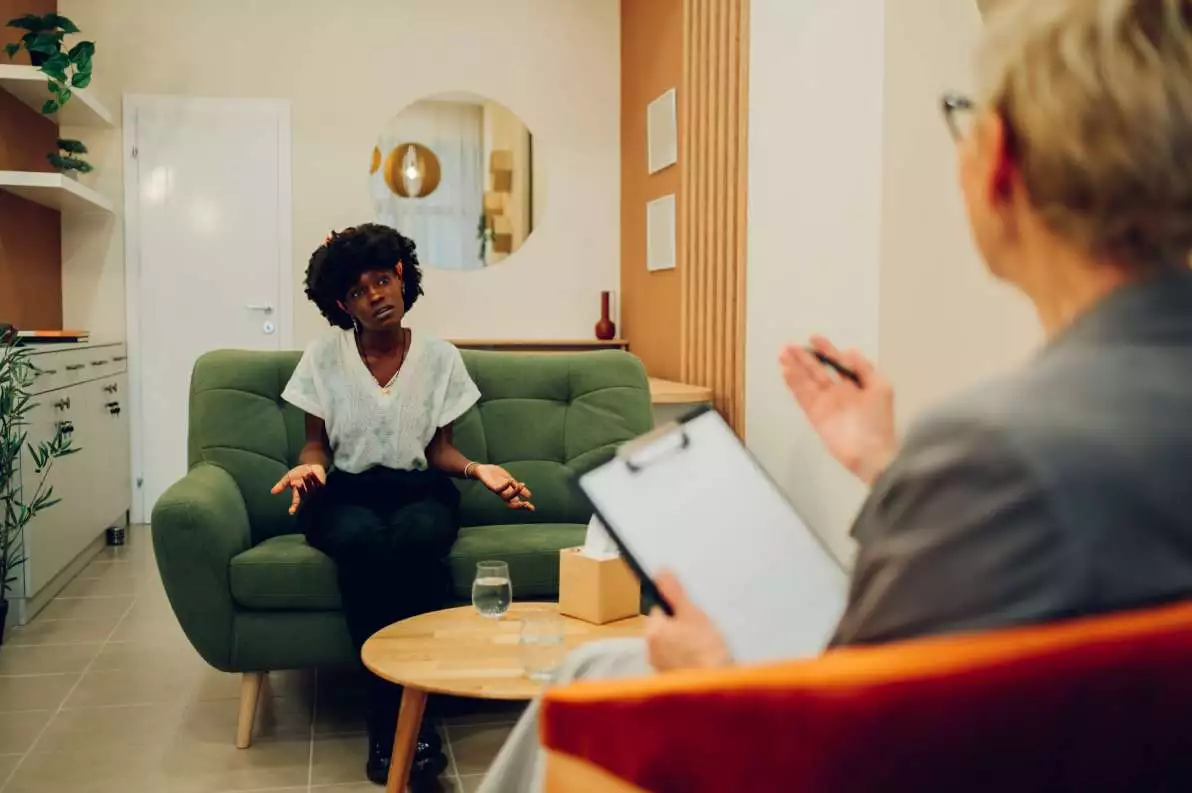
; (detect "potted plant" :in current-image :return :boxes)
[48,138,93,179]
[3,13,94,114]
[0,327,76,642]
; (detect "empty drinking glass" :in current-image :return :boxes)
[472,561,512,619]
[520,611,566,682]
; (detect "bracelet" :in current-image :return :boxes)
[464,461,479,479]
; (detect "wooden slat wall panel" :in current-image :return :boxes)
[680,0,749,433]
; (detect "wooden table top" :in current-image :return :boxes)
[361,604,647,700]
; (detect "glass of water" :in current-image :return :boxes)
[472,561,512,619]
[520,611,566,682]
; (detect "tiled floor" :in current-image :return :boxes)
[0,527,523,792]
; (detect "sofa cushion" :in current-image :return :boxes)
[232,524,587,611]
[230,534,342,611]
[449,523,587,600]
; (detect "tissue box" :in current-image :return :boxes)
[558,547,641,625]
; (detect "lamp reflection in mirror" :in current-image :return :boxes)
[401,145,423,197]
[372,93,542,270]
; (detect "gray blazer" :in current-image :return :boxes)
[832,269,1192,646]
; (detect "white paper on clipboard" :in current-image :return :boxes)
[578,408,849,663]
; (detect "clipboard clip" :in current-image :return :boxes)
[619,422,691,473]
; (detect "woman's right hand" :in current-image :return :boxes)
[271,463,327,515]
[779,336,898,485]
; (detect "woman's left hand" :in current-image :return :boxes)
[473,464,535,511]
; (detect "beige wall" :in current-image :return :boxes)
[746,0,1041,567]
[59,0,620,345]
[880,0,1038,429]
[746,0,886,568]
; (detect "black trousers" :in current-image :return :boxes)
[299,466,460,736]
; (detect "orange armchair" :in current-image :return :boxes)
[542,601,1192,792]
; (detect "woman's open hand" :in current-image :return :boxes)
[780,336,898,485]
[271,463,327,515]
[473,464,535,511]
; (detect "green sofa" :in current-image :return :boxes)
[151,348,652,747]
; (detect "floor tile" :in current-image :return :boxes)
[36,702,185,754]
[64,664,201,709]
[90,638,205,672]
[459,774,486,793]
[6,745,177,793]
[447,721,514,776]
[0,673,80,712]
[157,733,312,792]
[179,696,312,744]
[194,667,314,702]
[0,642,102,675]
[0,709,53,754]
[37,595,135,622]
[0,753,24,784]
[58,574,142,598]
[106,613,188,644]
[310,732,369,787]
[5,617,118,646]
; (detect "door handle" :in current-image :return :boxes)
[245,304,274,315]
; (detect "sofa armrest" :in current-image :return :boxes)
[151,462,252,671]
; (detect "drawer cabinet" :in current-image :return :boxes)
[13,343,131,621]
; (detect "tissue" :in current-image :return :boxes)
[581,514,620,560]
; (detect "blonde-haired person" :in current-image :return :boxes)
[479,2,1192,790]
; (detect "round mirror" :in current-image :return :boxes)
[371,92,542,270]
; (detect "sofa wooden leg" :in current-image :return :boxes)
[236,671,265,749]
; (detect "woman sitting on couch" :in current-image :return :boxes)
[271,223,533,784]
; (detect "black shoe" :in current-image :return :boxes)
[365,726,448,786]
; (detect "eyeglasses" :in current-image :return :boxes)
[941,92,975,141]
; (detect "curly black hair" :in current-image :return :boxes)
[304,223,424,329]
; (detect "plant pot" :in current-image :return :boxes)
[28,51,48,67]
[0,598,9,646]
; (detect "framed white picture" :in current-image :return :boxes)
[647,88,678,174]
[646,194,677,272]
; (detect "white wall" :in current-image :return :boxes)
[745,0,885,568]
[746,0,1041,568]
[880,0,1039,427]
[59,0,621,346]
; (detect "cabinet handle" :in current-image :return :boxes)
[108,404,122,416]
[34,368,58,376]
[113,355,127,362]
[91,360,110,367]
[65,364,85,371]
[54,398,71,410]
[57,420,75,435]
[103,383,118,394]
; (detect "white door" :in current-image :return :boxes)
[126,97,292,522]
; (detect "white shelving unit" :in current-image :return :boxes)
[0,170,114,213]
[0,64,114,127]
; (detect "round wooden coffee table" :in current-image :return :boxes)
[361,603,647,792]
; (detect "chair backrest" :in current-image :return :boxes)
[187,348,653,544]
[543,600,1192,792]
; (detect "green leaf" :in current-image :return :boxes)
[41,99,59,114]
[67,40,94,59]
[27,32,63,56]
[46,14,80,34]
[3,43,18,59]
[57,138,87,154]
[70,71,91,89]
[6,14,49,33]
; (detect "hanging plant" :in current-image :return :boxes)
[3,13,95,115]
[48,138,93,177]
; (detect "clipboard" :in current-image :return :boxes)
[576,406,848,662]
